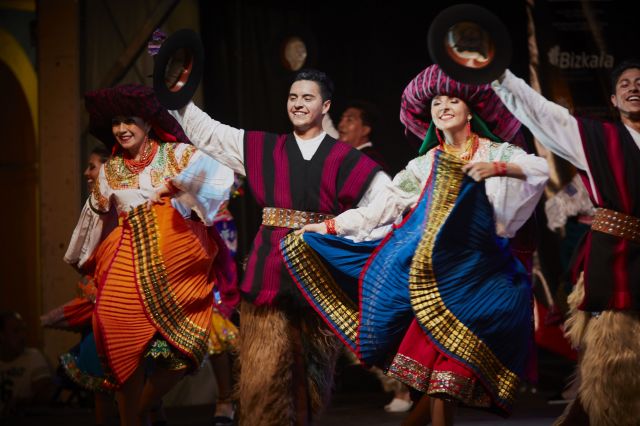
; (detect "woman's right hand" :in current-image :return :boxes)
[146,180,179,210]
[146,187,168,210]
[294,223,328,236]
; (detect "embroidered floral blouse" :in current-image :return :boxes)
[65,141,233,268]
[335,138,549,241]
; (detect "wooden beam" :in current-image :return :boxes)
[99,0,180,88]
[38,0,81,362]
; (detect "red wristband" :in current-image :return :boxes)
[493,161,507,176]
[325,219,337,235]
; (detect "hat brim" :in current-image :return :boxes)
[85,84,191,148]
[153,29,204,110]
[428,4,511,85]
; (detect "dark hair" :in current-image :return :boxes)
[90,145,111,163]
[0,311,21,330]
[292,68,334,101]
[345,100,380,130]
[610,59,640,94]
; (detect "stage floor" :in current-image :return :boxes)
[5,350,571,425]
[4,388,566,426]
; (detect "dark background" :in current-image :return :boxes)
[199,0,531,174]
[198,0,531,256]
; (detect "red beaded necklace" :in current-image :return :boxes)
[123,138,158,174]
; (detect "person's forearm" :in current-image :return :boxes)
[170,103,246,174]
[492,70,588,170]
[504,162,525,180]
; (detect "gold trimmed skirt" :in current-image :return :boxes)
[93,202,217,387]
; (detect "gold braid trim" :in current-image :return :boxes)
[104,154,139,189]
[104,142,196,190]
[280,233,359,346]
[126,204,208,365]
[150,143,196,187]
[89,182,110,213]
[387,353,492,408]
[409,152,519,406]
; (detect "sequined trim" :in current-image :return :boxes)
[280,233,359,350]
[97,353,119,391]
[77,275,98,303]
[59,352,111,393]
[89,182,110,213]
[263,207,334,229]
[386,352,431,392]
[145,337,191,370]
[105,142,195,190]
[104,154,139,189]
[409,152,519,408]
[150,143,196,187]
[126,204,209,366]
[387,353,492,408]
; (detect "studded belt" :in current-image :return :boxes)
[262,207,334,230]
[591,208,640,244]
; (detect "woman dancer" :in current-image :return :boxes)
[281,65,548,425]
[64,84,235,425]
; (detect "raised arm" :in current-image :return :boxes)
[169,102,246,175]
[491,70,588,171]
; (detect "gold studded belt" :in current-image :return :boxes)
[262,207,334,230]
[591,208,640,244]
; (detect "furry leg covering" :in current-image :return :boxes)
[236,301,341,426]
[560,275,640,426]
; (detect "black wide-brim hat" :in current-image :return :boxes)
[85,83,190,149]
[427,4,511,85]
[152,29,204,110]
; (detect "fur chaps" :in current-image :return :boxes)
[559,274,640,426]
[236,301,341,426]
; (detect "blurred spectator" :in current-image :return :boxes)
[337,100,390,172]
[0,311,53,415]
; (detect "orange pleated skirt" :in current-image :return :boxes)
[93,201,217,387]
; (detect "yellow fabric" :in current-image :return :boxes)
[207,307,238,355]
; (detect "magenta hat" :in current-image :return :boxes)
[85,83,190,149]
[400,64,522,151]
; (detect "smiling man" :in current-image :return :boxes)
[170,68,390,426]
[492,60,640,426]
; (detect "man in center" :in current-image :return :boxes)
[170,69,390,425]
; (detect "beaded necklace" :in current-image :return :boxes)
[123,138,158,174]
[439,133,479,161]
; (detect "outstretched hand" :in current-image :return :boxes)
[294,222,328,236]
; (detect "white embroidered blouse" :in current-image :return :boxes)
[335,139,549,241]
[64,142,234,268]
